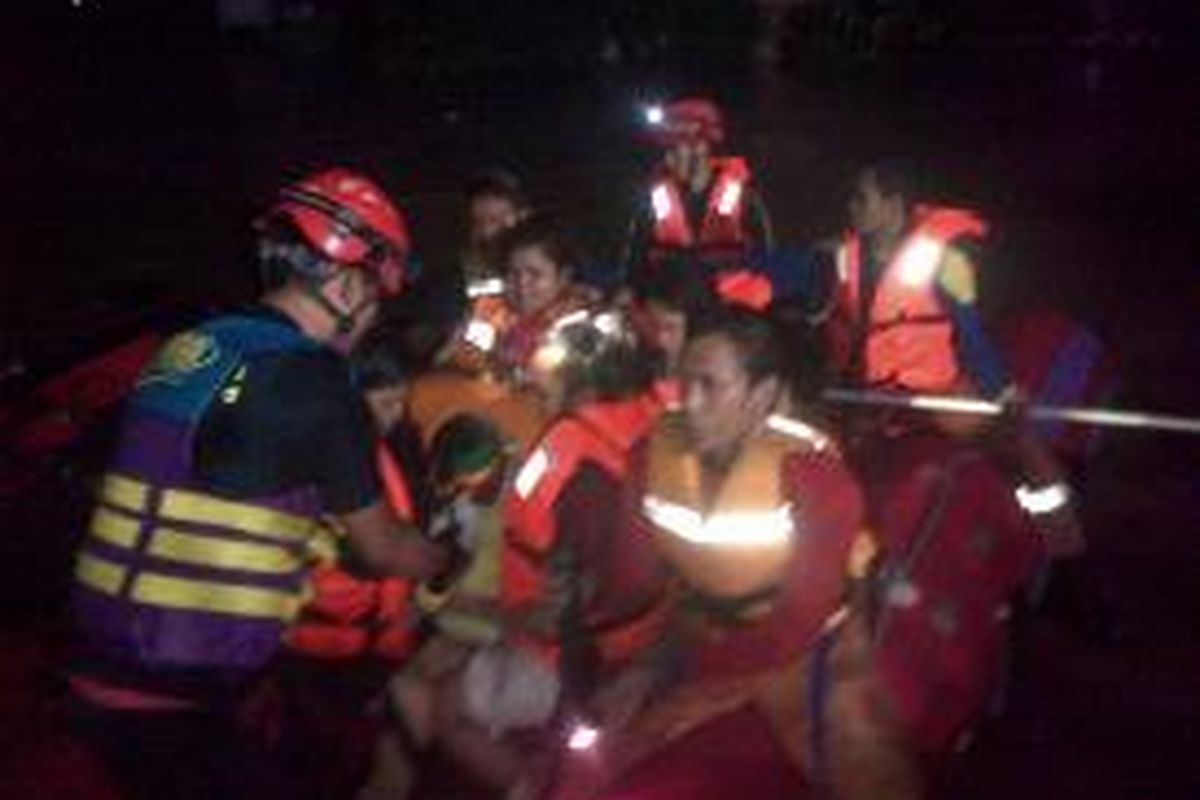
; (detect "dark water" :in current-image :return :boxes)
[2,12,1198,798]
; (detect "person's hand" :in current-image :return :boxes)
[588,665,660,731]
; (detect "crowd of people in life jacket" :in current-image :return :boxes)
[56,95,1122,800]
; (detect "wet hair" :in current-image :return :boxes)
[256,217,328,292]
[634,255,719,323]
[861,157,920,206]
[350,324,420,390]
[689,306,786,387]
[498,213,577,277]
[465,168,529,212]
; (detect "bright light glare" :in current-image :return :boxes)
[568,723,600,751]
[644,105,665,126]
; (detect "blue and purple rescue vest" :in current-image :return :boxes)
[72,314,327,673]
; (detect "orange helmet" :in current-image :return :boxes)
[266,168,410,296]
[644,97,726,147]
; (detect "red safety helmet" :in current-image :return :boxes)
[268,168,411,296]
[645,97,726,147]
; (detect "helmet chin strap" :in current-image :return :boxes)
[304,277,361,336]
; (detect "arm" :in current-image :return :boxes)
[936,247,1010,397]
[336,500,448,582]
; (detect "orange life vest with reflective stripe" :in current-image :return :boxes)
[648,156,752,266]
[835,206,987,393]
[639,413,833,606]
[502,395,666,665]
[285,443,418,661]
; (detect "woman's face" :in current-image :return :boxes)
[507,243,569,317]
[469,194,521,247]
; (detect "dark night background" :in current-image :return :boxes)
[1,1,1198,797]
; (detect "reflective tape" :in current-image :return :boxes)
[131,573,300,620]
[466,278,505,298]
[643,496,794,546]
[896,235,944,287]
[98,473,149,512]
[765,415,829,450]
[716,180,743,216]
[159,488,315,543]
[464,319,498,352]
[148,528,301,574]
[651,185,673,222]
[89,508,141,549]
[514,447,551,500]
[75,552,127,595]
[1015,482,1071,516]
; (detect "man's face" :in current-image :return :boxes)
[321,269,380,353]
[642,300,688,374]
[469,194,521,247]
[680,334,776,463]
[507,244,568,317]
[664,136,710,185]
[848,170,903,237]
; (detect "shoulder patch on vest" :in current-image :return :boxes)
[140,331,220,387]
[937,248,978,304]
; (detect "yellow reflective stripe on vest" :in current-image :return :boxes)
[159,488,315,544]
[99,473,150,513]
[131,573,300,620]
[98,473,316,545]
[75,552,127,595]
[148,528,302,575]
[90,508,141,549]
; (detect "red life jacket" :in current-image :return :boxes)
[285,442,418,661]
[647,156,753,267]
[502,394,667,666]
[833,205,988,393]
[714,269,773,311]
[863,433,1041,755]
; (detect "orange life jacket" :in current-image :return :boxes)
[648,156,753,267]
[406,370,547,454]
[638,413,833,606]
[285,443,418,661]
[502,394,667,666]
[834,206,987,393]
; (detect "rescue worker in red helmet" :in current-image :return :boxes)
[623,97,773,293]
[550,307,866,800]
[443,214,594,381]
[429,309,669,796]
[66,167,450,800]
